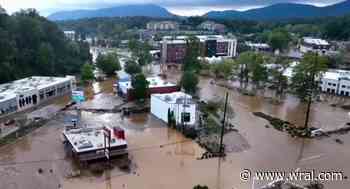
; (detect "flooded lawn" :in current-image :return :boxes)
[0,76,350,189]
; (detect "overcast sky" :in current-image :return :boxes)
[0,0,345,16]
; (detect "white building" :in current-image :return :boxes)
[319,70,350,96]
[283,62,350,96]
[151,92,197,126]
[245,42,272,52]
[146,21,179,31]
[300,37,331,56]
[64,31,76,41]
[0,76,76,117]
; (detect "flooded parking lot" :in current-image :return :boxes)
[1,75,350,189]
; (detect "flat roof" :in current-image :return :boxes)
[119,76,176,89]
[303,37,329,46]
[152,91,195,104]
[0,76,72,102]
[163,35,234,43]
[63,127,127,153]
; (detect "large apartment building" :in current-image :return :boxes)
[161,35,237,64]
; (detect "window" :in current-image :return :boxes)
[181,112,191,123]
[342,85,346,88]
[333,84,336,87]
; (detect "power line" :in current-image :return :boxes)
[0,139,192,167]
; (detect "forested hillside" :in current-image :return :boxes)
[0,9,91,84]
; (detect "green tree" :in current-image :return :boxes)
[131,73,149,100]
[180,71,199,95]
[291,53,328,128]
[268,28,291,53]
[96,52,121,76]
[211,59,236,79]
[249,53,268,91]
[124,59,142,75]
[193,185,209,189]
[236,52,254,89]
[81,63,94,84]
[183,36,201,72]
[269,56,291,99]
[291,53,328,101]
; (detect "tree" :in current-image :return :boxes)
[249,53,268,91]
[291,53,328,128]
[193,185,209,189]
[269,56,291,99]
[124,59,142,75]
[183,36,201,72]
[0,8,91,84]
[268,28,291,53]
[96,52,121,76]
[236,52,254,89]
[131,73,149,100]
[291,53,328,101]
[81,63,94,84]
[211,59,236,79]
[180,71,199,95]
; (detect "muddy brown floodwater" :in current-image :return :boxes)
[1,74,350,189]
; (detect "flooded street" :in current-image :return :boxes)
[1,74,350,189]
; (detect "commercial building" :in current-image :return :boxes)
[146,21,179,31]
[151,92,197,126]
[319,70,350,96]
[283,62,350,96]
[161,35,237,64]
[245,42,272,53]
[198,21,226,33]
[62,126,128,161]
[0,76,76,117]
[300,37,332,56]
[63,31,76,41]
[116,76,179,101]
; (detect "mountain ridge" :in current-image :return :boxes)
[205,0,350,20]
[48,4,175,21]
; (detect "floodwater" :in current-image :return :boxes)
[1,74,350,189]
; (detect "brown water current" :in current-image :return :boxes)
[0,75,350,189]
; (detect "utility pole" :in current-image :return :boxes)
[304,53,318,129]
[219,92,229,156]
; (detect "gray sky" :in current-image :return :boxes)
[0,0,345,16]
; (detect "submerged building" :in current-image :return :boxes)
[0,76,76,117]
[150,92,197,126]
[161,35,237,65]
[116,76,179,101]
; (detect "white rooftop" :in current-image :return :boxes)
[0,76,72,102]
[246,42,270,48]
[119,76,176,90]
[323,70,350,81]
[152,91,194,104]
[163,35,231,43]
[303,37,330,46]
[63,127,127,153]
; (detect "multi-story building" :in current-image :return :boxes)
[146,21,179,31]
[0,76,76,117]
[198,21,226,33]
[151,92,197,126]
[319,70,350,96]
[300,37,332,56]
[63,31,76,41]
[161,35,237,64]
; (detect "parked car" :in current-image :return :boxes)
[4,119,15,126]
